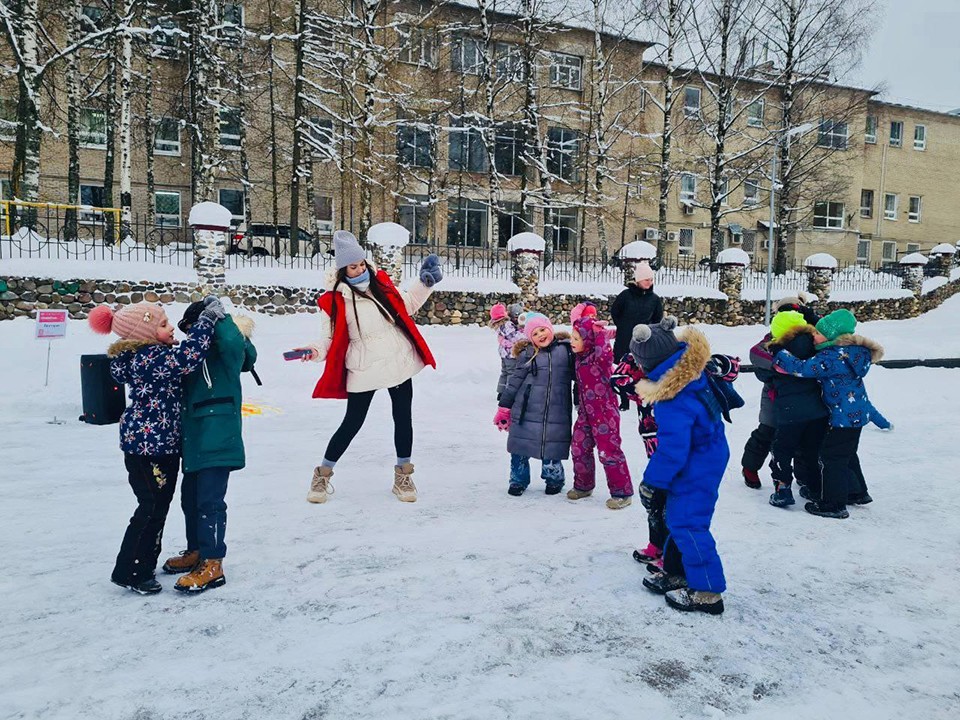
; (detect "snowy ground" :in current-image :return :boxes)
[2,297,960,720]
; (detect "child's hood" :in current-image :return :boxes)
[107,338,161,358]
[832,334,884,364]
[633,326,710,403]
[233,314,255,339]
[512,331,571,358]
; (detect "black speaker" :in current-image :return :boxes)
[80,354,126,425]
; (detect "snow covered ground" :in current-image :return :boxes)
[2,297,960,720]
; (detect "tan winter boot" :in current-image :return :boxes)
[307,466,335,503]
[392,463,417,502]
[566,488,593,500]
[162,549,200,574]
[606,496,633,510]
[174,559,225,594]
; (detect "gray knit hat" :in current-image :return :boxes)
[630,316,680,372]
[333,230,367,270]
[506,303,523,322]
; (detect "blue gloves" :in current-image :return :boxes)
[419,254,442,288]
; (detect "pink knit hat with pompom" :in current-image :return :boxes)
[489,303,508,322]
[89,303,169,342]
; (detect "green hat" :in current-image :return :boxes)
[770,310,807,341]
[815,309,857,341]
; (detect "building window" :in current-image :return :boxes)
[448,119,487,173]
[451,36,483,75]
[817,119,848,150]
[150,17,180,54]
[495,43,525,82]
[864,114,877,144]
[913,124,926,151]
[680,173,696,203]
[908,195,922,223]
[398,25,437,68]
[744,178,759,205]
[718,177,729,206]
[307,117,335,157]
[79,108,107,149]
[883,193,898,220]
[549,53,582,90]
[0,97,16,141]
[860,189,874,219]
[889,121,903,147]
[546,127,580,182]
[882,240,896,261]
[813,201,844,230]
[154,190,181,227]
[79,184,106,222]
[219,107,241,149]
[544,206,578,252]
[683,86,701,118]
[222,2,244,43]
[398,194,430,245]
[678,228,694,256]
[494,123,524,176]
[497,202,528,247]
[81,5,105,30]
[218,188,244,226]
[741,229,756,254]
[746,99,764,127]
[154,117,180,156]
[856,238,871,264]
[447,198,487,247]
[907,242,920,253]
[397,121,432,168]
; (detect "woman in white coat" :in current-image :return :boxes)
[295,231,442,504]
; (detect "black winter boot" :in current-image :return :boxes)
[804,500,849,519]
[642,571,687,595]
[112,577,162,595]
[665,588,724,615]
[848,492,873,505]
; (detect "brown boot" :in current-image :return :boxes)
[392,463,417,502]
[174,559,225,594]
[307,466,334,503]
[162,549,200,574]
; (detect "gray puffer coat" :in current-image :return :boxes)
[498,333,574,460]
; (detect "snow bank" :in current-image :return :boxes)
[930,243,956,256]
[716,248,751,266]
[900,253,928,265]
[0,256,196,284]
[617,239,657,260]
[506,232,545,253]
[803,252,838,269]
[922,276,949,294]
[366,222,410,248]
[187,202,232,228]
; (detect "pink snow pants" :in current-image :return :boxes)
[571,410,633,497]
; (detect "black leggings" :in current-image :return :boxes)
[323,379,413,462]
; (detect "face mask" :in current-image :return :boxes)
[346,269,370,290]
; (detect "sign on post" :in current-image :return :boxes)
[36,310,68,340]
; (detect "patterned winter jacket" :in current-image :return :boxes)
[108,316,215,456]
[572,318,619,416]
[493,318,525,360]
[774,334,886,429]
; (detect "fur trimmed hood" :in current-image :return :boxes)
[767,323,816,350]
[634,326,711,403]
[512,331,571,358]
[833,333,884,363]
[107,338,159,357]
[233,314,255,339]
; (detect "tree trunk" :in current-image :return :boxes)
[267,28,280,255]
[289,0,308,256]
[118,0,133,238]
[12,0,42,219]
[64,1,82,241]
[708,0,733,262]
[657,0,679,265]
[144,62,156,228]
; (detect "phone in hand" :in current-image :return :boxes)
[283,348,312,361]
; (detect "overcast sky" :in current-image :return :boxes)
[853,0,960,112]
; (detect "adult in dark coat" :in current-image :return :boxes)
[611,261,663,409]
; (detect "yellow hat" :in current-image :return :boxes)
[770,310,807,341]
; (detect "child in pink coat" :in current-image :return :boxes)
[567,316,634,509]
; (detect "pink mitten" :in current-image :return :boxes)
[494,407,512,431]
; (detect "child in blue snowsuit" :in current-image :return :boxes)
[631,317,729,616]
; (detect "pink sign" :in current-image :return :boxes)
[36,309,68,339]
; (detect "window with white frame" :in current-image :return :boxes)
[154,190,181,227]
[546,126,580,182]
[817,119,848,149]
[544,206,579,251]
[856,238,871,264]
[80,108,107,149]
[550,53,582,90]
[907,242,920,253]
[447,198,488,247]
[680,173,696,203]
[889,121,903,147]
[497,202,529,247]
[683,86,701,117]
[882,240,896,261]
[678,228,694,255]
[813,201,845,230]
[448,118,487,173]
[219,107,241,149]
[0,96,16,141]
[398,25,437,68]
[495,43,525,82]
[884,192,898,220]
[397,121,432,168]
[746,99,764,127]
[744,177,759,205]
[860,189,874,218]
[908,195,922,223]
[451,36,483,75]
[494,123,524,177]
[865,114,877,144]
[79,184,105,223]
[398,194,430,245]
[913,124,926,150]
[154,117,180,155]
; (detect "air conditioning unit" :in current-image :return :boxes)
[644,228,659,241]
[682,203,695,215]
[666,231,678,242]
[316,221,334,235]
[761,239,771,250]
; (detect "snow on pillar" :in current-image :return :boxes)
[898,253,928,298]
[616,240,657,287]
[716,248,750,301]
[507,232,546,306]
[803,253,837,303]
[929,244,956,278]
[189,202,232,294]
[367,222,409,285]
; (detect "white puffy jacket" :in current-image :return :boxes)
[308,272,433,393]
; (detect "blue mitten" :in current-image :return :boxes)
[419,254,443,287]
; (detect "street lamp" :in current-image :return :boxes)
[764,121,816,325]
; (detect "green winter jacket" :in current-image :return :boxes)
[181,314,257,473]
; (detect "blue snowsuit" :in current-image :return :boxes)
[636,327,729,594]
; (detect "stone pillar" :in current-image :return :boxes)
[188,202,233,295]
[803,254,837,303]
[367,222,409,285]
[715,248,750,325]
[930,247,955,278]
[620,258,637,287]
[900,264,924,297]
[371,244,404,285]
[512,249,541,307]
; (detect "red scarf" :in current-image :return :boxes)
[311,270,436,399]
